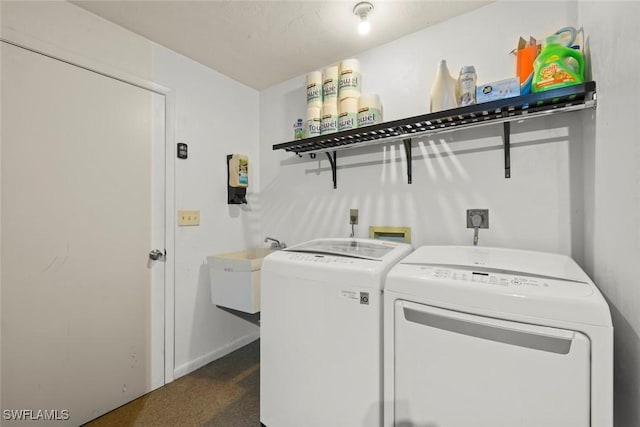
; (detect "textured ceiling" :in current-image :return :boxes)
[72,0,491,90]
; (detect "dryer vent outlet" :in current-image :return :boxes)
[466,209,489,229]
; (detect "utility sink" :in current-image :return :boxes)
[207,248,275,314]
[211,247,274,271]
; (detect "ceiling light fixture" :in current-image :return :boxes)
[353,1,374,35]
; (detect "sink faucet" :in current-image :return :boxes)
[264,237,286,249]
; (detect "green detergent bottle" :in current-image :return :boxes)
[532,35,584,92]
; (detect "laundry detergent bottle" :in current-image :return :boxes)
[430,60,458,112]
[532,35,584,92]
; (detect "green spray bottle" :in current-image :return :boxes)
[532,34,584,92]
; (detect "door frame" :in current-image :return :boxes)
[0,30,177,386]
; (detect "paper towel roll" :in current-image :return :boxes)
[322,66,339,105]
[306,71,323,108]
[357,93,383,127]
[323,100,338,114]
[321,103,338,135]
[305,106,321,138]
[338,97,359,131]
[323,103,338,116]
[338,58,362,100]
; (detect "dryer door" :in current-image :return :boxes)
[393,300,590,427]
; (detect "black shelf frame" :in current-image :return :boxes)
[273,81,597,188]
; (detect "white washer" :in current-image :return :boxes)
[260,238,412,427]
[384,246,613,427]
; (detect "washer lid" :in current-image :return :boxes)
[286,238,403,261]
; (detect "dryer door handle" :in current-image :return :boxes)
[402,303,576,355]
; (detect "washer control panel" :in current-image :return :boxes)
[287,253,355,264]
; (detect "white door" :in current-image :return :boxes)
[394,300,591,427]
[1,42,165,425]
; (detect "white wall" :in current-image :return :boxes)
[578,2,640,426]
[152,47,261,377]
[259,1,583,257]
[1,0,260,385]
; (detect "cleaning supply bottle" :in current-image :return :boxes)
[457,65,477,106]
[532,35,584,92]
[430,60,458,112]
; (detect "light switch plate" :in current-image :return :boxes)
[178,210,200,226]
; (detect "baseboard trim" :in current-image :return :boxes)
[173,332,260,379]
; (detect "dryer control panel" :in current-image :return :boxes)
[410,264,593,297]
[431,267,540,287]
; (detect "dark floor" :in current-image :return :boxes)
[84,340,260,427]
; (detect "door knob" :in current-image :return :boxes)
[149,249,165,261]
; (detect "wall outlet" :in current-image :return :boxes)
[178,210,200,226]
[350,209,359,225]
[466,209,489,228]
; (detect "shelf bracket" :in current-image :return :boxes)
[503,121,511,179]
[403,138,413,184]
[326,151,337,189]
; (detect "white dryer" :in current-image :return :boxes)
[383,246,613,427]
[260,238,412,427]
